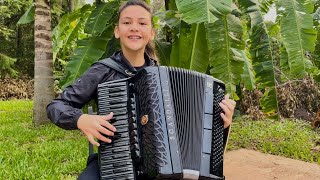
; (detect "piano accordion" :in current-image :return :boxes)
[97,66,226,180]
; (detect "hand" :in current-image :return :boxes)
[219,94,236,128]
[77,113,116,146]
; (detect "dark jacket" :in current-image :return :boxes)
[46,51,157,130]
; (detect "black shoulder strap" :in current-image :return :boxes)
[98,58,131,77]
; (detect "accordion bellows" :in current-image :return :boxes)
[97,66,226,180]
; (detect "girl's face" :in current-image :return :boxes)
[114,5,155,54]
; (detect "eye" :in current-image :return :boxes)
[122,21,131,25]
[140,22,147,25]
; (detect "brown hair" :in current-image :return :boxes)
[118,0,159,62]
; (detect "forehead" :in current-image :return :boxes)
[119,5,151,20]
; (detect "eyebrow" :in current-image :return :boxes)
[121,17,149,20]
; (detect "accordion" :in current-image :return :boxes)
[97,66,227,180]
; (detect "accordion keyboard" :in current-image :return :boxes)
[97,80,137,180]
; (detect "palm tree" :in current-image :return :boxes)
[33,0,54,125]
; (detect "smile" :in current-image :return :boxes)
[128,36,142,39]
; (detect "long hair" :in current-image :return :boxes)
[118,0,159,62]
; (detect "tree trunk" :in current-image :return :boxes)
[68,0,75,12]
[33,0,54,126]
[16,26,23,61]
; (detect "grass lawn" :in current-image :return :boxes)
[228,117,320,164]
[0,100,319,179]
[0,100,88,179]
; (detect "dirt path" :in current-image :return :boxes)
[224,149,320,180]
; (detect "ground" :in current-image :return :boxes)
[224,149,320,180]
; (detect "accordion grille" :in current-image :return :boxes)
[168,67,205,170]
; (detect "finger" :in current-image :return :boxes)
[100,112,114,121]
[225,94,230,100]
[221,113,231,128]
[221,99,235,111]
[87,134,100,147]
[100,119,116,132]
[219,102,231,115]
[92,130,112,143]
[224,94,236,106]
[97,125,115,136]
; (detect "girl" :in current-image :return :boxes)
[46,0,236,179]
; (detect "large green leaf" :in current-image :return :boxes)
[277,0,317,77]
[85,1,119,36]
[169,22,209,73]
[240,0,279,114]
[155,40,171,66]
[207,2,245,99]
[53,5,92,62]
[17,4,34,25]
[175,0,233,24]
[240,50,256,90]
[246,1,277,88]
[170,22,192,68]
[60,27,114,88]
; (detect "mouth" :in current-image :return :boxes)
[128,35,142,39]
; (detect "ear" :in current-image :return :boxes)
[150,28,155,41]
[114,26,120,39]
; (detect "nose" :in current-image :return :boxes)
[130,23,138,31]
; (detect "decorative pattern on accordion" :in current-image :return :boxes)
[211,84,225,177]
[133,71,168,175]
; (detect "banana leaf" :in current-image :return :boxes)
[59,27,114,88]
[169,22,209,73]
[17,4,34,25]
[85,1,119,36]
[53,5,92,62]
[207,2,245,99]
[277,0,317,77]
[175,0,229,24]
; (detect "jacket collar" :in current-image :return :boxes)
[110,51,157,74]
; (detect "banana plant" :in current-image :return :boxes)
[277,0,318,77]
[239,0,279,114]
[57,1,119,88]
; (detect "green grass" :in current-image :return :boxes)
[0,100,88,179]
[228,117,320,164]
[1,101,320,179]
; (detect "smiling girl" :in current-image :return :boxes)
[46,0,236,179]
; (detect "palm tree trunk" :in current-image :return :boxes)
[33,0,54,126]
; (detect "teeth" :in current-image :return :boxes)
[128,36,141,39]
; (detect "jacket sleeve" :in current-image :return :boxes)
[46,63,112,130]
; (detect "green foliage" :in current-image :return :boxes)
[277,0,318,77]
[0,100,87,179]
[175,0,219,24]
[207,1,245,99]
[228,117,320,164]
[170,23,209,73]
[0,0,34,77]
[55,1,120,88]
[240,0,278,114]
[240,50,256,90]
[0,53,18,78]
[51,0,320,118]
[60,27,115,88]
[17,4,34,25]
[85,1,119,36]
[53,4,93,62]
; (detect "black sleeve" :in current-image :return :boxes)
[46,63,113,130]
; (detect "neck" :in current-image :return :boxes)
[122,49,145,67]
